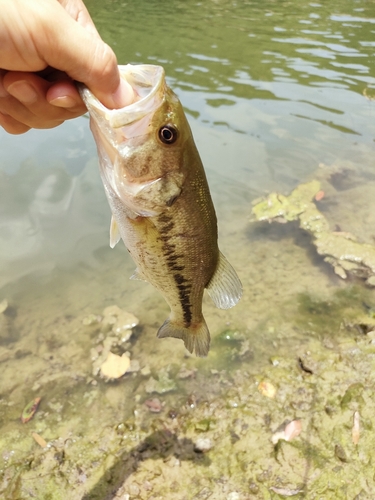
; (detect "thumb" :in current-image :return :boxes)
[40,5,133,108]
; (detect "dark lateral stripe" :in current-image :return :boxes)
[176,278,192,325]
[157,213,192,326]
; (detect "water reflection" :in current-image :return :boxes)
[1,0,374,290]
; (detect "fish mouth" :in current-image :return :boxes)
[79,64,165,129]
[79,65,177,217]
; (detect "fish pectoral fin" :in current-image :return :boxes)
[157,318,210,357]
[206,251,243,309]
[110,216,121,248]
[130,267,148,282]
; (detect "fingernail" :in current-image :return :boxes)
[7,81,38,103]
[49,95,78,108]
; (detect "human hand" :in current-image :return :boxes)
[0,0,133,134]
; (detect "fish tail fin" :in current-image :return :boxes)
[157,318,210,357]
[206,251,243,309]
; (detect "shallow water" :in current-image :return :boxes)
[1,0,375,498]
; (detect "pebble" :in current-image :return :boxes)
[144,398,163,413]
[194,437,213,453]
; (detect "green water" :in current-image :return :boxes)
[1,0,375,498]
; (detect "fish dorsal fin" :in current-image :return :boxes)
[130,267,148,282]
[206,251,242,310]
[110,216,121,248]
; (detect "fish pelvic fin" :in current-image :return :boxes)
[157,318,210,357]
[206,251,243,309]
[130,267,148,282]
[110,216,121,248]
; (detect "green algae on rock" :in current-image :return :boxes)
[251,180,375,285]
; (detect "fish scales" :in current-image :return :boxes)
[80,64,242,356]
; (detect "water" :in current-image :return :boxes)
[1,1,375,498]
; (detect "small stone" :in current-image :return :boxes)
[249,482,259,494]
[367,276,375,287]
[194,437,213,453]
[144,398,163,413]
[102,305,139,337]
[32,432,47,448]
[335,443,348,462]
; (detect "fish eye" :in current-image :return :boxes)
[158,125,178,144]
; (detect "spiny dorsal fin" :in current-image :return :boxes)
[110,216,121,248]
[157,318,210,357]
[206,251,242,309]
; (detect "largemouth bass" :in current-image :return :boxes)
[80,64,242,357]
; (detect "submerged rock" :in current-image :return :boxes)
[88,305,139,377]
[251,180,375,284]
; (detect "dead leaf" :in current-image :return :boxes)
[270,486,303,496]
[314,190,325,201]
[258,380,276,398]
[272,419,302,444]
[100,352,130,379]
[21,397,41,423]
[32,432,47,448]
[352,411,360,445]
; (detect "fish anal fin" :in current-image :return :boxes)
[206,251,242,310]
[110,216,121,248]
[157,318,210,357]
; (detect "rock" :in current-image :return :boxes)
[102,305,139,341]
[144,398,163,413]
[251,180,375,283]
[194,437,213,453]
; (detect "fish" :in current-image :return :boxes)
[79,64,242,357]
